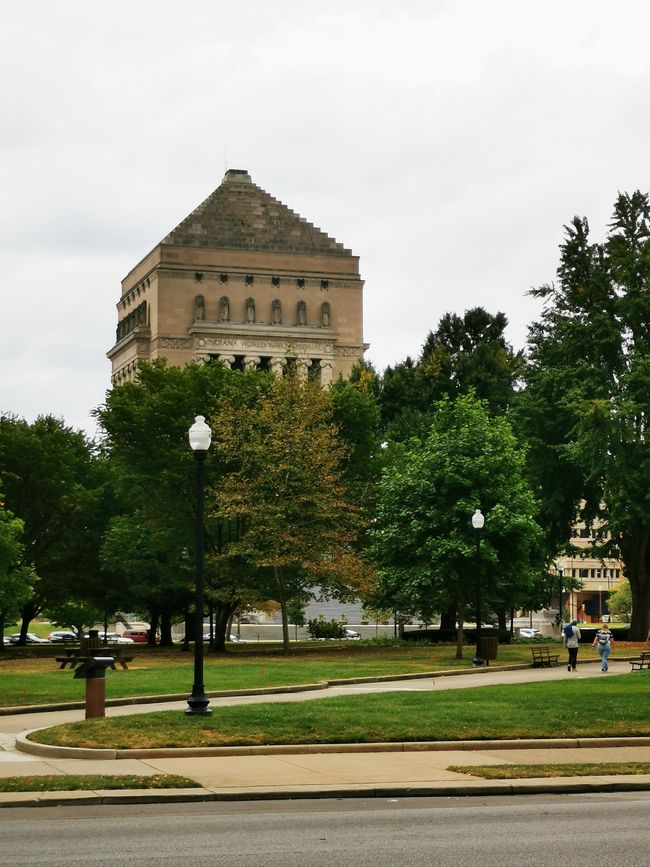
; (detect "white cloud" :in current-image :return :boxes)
[2,0,650,431]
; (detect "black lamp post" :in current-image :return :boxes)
[471,508,485,667]
[186,414,213,717]
[558,566,564,632]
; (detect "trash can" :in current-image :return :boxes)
[479,636,499,663]
[80,629,101,655]
[73,656,115,719]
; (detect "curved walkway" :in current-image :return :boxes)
[2,659,650,806]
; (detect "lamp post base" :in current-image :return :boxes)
[185,695,212,716]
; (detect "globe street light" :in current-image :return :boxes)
[472,508,485,667]
[186,415,213,717]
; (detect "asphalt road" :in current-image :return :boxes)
[1,792,648,866]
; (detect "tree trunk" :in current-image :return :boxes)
[211,602,237,653]
[159,610,173,646]
[148,610,160,647]
[18,601,40,645]
[628,571,650,640]
[620,528,650,640]
[496,608,507,634]
[0,613,5,649]
[455,594,465,660]
[182,609,191,652]
[273,566,291,654]
[440,604,456,632]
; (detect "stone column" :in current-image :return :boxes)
[194,354,211,366]
[217,354,236,369]
[319,360,334,386]
[269,357,287,378]
[296,357,311,381]
[244,355,261,371]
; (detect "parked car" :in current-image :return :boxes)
[122,629,149,643]
[519,628,543,639]
[344,629,362,640]
[48,631,78,643]
[7,632,50,644]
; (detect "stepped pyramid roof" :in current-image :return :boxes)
[160,169,352,257]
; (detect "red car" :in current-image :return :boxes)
[122,629,149,643]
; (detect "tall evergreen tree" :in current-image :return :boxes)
[522,191,650,638]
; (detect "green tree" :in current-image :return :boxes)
[369,392,544,657]
[94,359,272,651]
[0,415,106,643]
[0,492,33,648]
[379,308,522,443]
[522,191,650,639]
[608,579,633,622]
[210,376,372,653]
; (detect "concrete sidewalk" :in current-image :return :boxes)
[2,659,649,807]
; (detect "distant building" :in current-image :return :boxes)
[554,517,624,623]
[108,169,366,384]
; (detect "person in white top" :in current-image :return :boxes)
[592,624,614,672]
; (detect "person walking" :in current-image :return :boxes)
[563,619,581,671]
[593,623,614,671]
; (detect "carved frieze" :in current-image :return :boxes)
[158,337,193,349]
[333,345,365,358]
[194,335,335,355]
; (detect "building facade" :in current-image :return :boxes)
[108,169,366,384]
[554,517,624,624]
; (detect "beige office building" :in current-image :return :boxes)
[108,169,366,385]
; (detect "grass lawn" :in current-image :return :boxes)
[0,774,199,793]
[30,672,650,749]
[448,762,650,779]
[0,642,602,708]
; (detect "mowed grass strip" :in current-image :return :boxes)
[30,674,650,749]
[0,644,586,708]
[0,774,199,793]
[449,763,650,779]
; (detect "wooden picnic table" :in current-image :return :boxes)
[55,646,133,670]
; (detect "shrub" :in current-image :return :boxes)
[307,616,346,640]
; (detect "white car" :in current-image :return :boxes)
[519,628,542,639]
[344,629,362,640]
[48,631,78,643]
[97,632,135,645]
[83,632,135,644]
[7,632,49,644]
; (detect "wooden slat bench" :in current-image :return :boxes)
[530,646,560,668]
[630,651,650,671]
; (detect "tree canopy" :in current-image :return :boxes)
[370,392,544,655]
[522,191,650,638]
[209,376,373,652]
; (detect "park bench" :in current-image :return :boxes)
[530,646,560,668]
[55,647,133,671]
[630,651,650,671]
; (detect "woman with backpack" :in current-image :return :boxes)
[563,619,581,671]
[592,624,615,672]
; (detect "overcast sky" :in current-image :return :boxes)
[2,0,650,436]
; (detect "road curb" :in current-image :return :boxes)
[16,732,650,760]
[2,777,650,809]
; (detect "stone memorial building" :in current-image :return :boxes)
[108,169,366,385]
